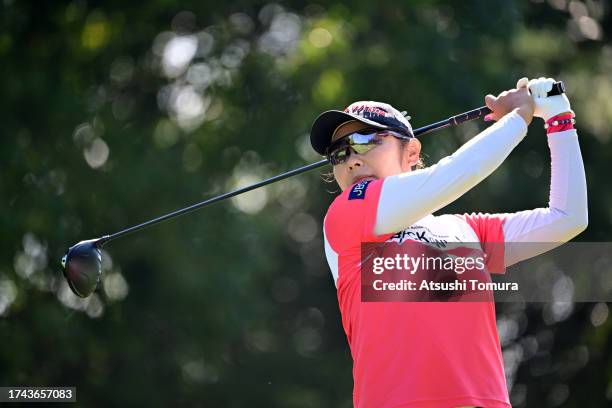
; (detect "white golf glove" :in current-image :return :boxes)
[516,77,572,121]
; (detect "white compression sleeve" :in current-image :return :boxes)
[502,129,588,267]
[374,110,528,235]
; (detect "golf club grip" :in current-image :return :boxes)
[451,81,565,126]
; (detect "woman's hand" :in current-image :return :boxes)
[484,78,535,125]
[528,77,573,120]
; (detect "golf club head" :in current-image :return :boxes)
[61,238,103,298]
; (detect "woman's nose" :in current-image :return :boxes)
[346,153,362,170]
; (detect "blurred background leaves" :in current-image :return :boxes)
[1,0,611,406]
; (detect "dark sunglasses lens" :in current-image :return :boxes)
[329,144,379,164]
[327,130,383,165]
[352,144,376,155]
[329,146,349,165]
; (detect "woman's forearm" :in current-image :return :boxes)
[502,129,588,266]
[374,110,528,235]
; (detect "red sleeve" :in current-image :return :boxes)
[461,212,507,274]
[324,179,394,253]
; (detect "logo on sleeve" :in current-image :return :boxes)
[348,180,372,200]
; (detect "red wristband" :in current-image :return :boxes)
[545,113,575,134]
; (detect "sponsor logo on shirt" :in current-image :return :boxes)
[348,180,372,200]
[388,223,463,248]
[389,229,449,248]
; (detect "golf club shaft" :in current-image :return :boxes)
[98,82,565,246]
[95,108,480,246]
[97,159,329,245]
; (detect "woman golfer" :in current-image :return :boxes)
[309,77,587,408]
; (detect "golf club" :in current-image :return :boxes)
[61,82,565,298]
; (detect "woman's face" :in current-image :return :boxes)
[332,133,421,191]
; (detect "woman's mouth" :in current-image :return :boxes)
[352,175,376,184]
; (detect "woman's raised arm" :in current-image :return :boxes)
[374,82,534,236]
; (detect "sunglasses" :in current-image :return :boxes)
[326,129,413,165]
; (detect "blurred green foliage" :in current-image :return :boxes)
[1,0,611,406]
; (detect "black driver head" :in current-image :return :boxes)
[61,238,103,298]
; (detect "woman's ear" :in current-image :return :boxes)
[401,138,421,171]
